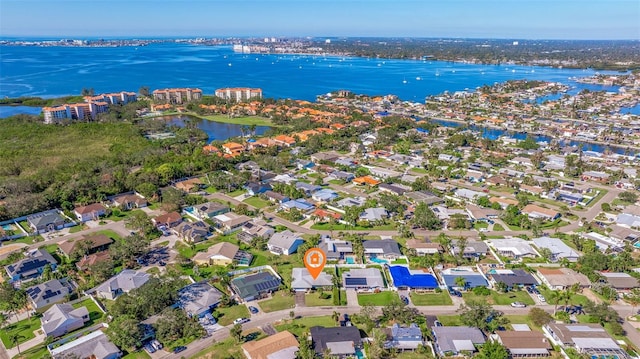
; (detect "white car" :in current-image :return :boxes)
[537,294,546,302]
[510,302,527,308]
[233,318,249,325]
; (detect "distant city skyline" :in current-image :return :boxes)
[1,0,639,40]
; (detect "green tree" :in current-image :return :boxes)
[230,323,243,343]
[619,191,638,204]
[459,301,509,333]
[411,202,441,230]
[455,276,467,290]
[475,340,509,359]
[528,307,553,327]
[107,315,145,349]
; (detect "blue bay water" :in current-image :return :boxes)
[0,43,617,101]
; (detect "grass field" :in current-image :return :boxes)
[243,196,270,209]
[200,114,275,127]
[410,292,453,306]
[357,291,399,306]
[259,292,295,312]
[463,290,534,305]
[305,290,347,306]
[0,316,41,348]
[492,223,506,231]
[436,314,463,326]
[274,315,336,337]
[215,305,250,326]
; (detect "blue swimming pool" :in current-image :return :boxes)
[369,256,389,264]
[634,242,640,249]
[345,257,355,264]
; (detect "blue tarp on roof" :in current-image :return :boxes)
[442,274,488,288]
[389,266,438,289]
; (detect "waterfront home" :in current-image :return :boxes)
[27,209,66,233]
[92,269,150,300]
[41,303,89,338]
[222,142,245,156]
[440,267,488,289]
[432,326,485,356]
[177,282,223,318]
[73,203,107,222]
[25,279,72,310]
[267,230,304,255]
[310,326,362,358]
[231,271,281,302]
[242,330,299,359]
[6,248,57,282]
[152,87,202,103]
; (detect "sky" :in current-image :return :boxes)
[1,0,639,40]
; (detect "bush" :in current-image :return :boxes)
[472,286,491,296]
[320,292,331,300]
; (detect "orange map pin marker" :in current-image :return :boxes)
[304,247,327,280]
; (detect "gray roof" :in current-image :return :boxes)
[27,210,64,228]
[93,269,150,295]
[310,326,361,356]
[26,279,70,303]
[50,330,120,359]
[231,271,281,300]
[41,303,88,336]
[533,236,581,261]
[451,241,489,256]
[268,230,303,250]
[363,239,401,255]
[616,213,640,228]
[6,248,57,279]
[490,269,538,287]
[178,282,223,317]
[433,326,485,354]
[291,268,333,290]
[342,268,385,288]
[359,207,388,221]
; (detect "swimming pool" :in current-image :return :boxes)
[2,224,12,231]
[345,257,355,264]
[369,256,389,264]
[634,242,640,249]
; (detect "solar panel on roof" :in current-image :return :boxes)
[345,277,367,286]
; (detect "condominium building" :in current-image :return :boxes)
[215,87,263,102]
[152,88,203,104]
[43,91,136,124]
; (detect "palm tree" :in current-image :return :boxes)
[455,276,467,291]
[626,289,640,316]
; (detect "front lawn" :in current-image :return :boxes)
[122,350,152,359]
[243,196,270,209]
[94,229,123,241]
[474,221,488,230]
[12,344,49,359]
[410,292,453,306]
[492,223,505,231]
[227,189,247,197]
[305,290,347,306]
[68,224,88,233]
[214,304,250,326]
[462,290,534,305]
[274,315,336,337]
[259,292,295,312]
[357,291,399,306]
[537,288,590,306]
[0,316,41,348]
[505,314,543,331]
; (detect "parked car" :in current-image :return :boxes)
[537,294,546,302]
[152,340,163,350]
[510,302,527,308]
[144,344,156,354]
[173,346,187,354]
[434,320,443,327]
[233,318,249,325]
[248,306,259,314]
[400,295,409,305]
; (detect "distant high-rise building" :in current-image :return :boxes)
[42,91,136,124]
[215,88,263,102]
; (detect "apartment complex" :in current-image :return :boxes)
[43,91,137,124]
[152,87,203,104]
[215,87,263,102]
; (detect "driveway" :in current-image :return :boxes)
[346,289,359,307]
